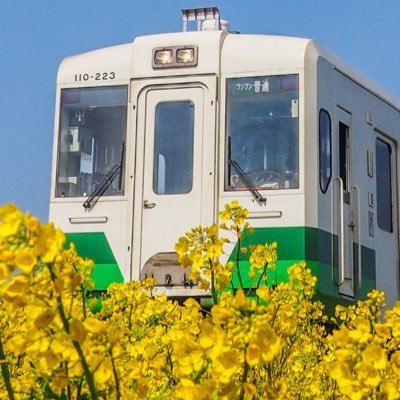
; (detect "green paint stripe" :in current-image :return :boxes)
[241,227,305,260]
[65,232,124,290]
[228,226,376,301]
[237,226,374,273]
[66,232,117,264]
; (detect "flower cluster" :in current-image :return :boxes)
[1,202,400,399]
[327,291,400,399]
[175,223,231,303]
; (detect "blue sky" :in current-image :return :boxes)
[1,1,400,221]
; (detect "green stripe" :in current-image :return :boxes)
[65,232,124,290]
[228,227,376,309]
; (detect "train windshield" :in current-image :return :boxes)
[55,86,128,198]
[225,75,299,191]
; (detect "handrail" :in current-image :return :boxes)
[335,177,345,285]
[352,185,362,291]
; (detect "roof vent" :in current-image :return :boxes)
[182,7,228,31]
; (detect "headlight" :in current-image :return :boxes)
[152,45,198,69]
[154,49,173,65]
[176,48,195,63]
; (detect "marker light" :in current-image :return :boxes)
[154,49,173,65]
[176,48,195,63]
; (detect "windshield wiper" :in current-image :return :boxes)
[83,142,125,210]
[228,159,267,205]
[227,137,266,206]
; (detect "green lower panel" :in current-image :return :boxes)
[65,227,376,313]
[65,232,124,290]
[228,227,376,311]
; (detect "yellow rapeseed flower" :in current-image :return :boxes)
[0,203,23,238]
[15,247,37,274]
[356,362,381,388]
[246,343,261,366]
[382,380,399,400]
[35,223,65,263]
[37,351,60,374]
[25,215,40,235]
[349,317,371,343]
[84,317,108,334]
[0,274,30,304]
[0,262,11,281]
[94,357,113,385]
[34,309,56,329]
[70,318,88,344]
[362,343,387,370]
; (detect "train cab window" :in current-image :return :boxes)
[56,86,128,198]
[319,109,332,193]
[225,75,299,191]
[153,101,194,194]
[376,138,393,232]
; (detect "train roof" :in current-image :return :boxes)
[57,30,400,110]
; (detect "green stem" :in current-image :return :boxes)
[239,352,250,400]
[80,284,87,319]
[128,304,133,331]
[0,335,15,400]
[235,235,244,290]
[165,347,177,386]
[210,260,218,305]
[48,266,98,400]
[110,351,120,400]
[254,262,268,305]
[64,362,72,400]
[71,339,98,399]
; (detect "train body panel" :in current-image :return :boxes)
[315,55,400,307]
[49,8,400,308]
[56,44,132,85]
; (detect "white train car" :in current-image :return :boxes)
[49,7,400,310]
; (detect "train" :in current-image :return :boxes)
[49,7,400,311]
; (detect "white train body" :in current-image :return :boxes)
[49,8,400,310]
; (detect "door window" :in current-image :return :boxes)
[153,101,194,194]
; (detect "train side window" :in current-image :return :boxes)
[319,109,332,193]
[153,101,194,195]
[56,86,128,198]
[376,138,393,232]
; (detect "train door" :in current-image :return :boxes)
[374,134,399,306]
[334,108,360,298]
[132,80,216,285]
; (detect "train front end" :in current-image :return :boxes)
[49,7,321,301]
